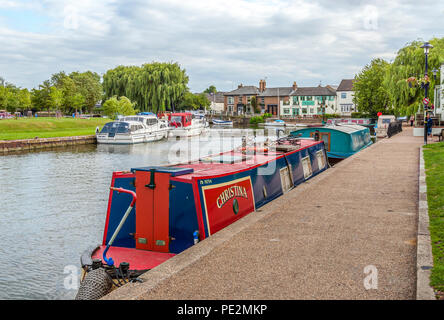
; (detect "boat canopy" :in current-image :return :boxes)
[100,121,131,134]
[168,113,192,127]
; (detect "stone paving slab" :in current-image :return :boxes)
[104,128,425,300]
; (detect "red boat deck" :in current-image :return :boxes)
[92,246,175,270]
[173,139,318,181]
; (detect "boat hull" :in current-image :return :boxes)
[96,130,169,144]
[78,139,328,299]
[169,126,209,137]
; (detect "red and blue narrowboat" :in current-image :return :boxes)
[76,136,328,299]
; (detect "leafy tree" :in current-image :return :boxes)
[353,58,392,117]
[70,71,102,113]
[71,93,85,114]
[203,85,217,94]
[49,87,64,112]
[18,89,31,111]
[102,96,136,119]
[177,92,210,110]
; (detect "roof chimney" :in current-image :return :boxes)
[238,83,243,89]
[292,81,298,91]
[259,79,266,92]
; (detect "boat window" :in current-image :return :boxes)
[316,150,326,170]
[171,116,182,123]
[146,118,158,126]
[301,156,313,179]
[100,122,130,134]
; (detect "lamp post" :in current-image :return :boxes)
[420,41,433,145]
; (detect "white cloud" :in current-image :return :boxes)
[0,0,442,91]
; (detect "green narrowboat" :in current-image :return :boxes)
[290,124,373,159]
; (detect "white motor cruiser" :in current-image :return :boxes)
[168,112,209,137]
[96,113,169,144]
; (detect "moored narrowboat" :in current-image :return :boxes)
[76,136,328,299]
[290,124,373,160]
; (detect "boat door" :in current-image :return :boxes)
[133,169,171,253]
[310,131,331,151]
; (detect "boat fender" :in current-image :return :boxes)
[193,231,199,244]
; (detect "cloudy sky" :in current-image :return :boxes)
[0,0,443,92]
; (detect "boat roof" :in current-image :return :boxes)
[136,139,322,181]
[121,115,157,120]
[294,124,368,134]
[171,112,192,116]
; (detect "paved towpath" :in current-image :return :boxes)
[105,127,424,300]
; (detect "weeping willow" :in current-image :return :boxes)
[102,62,189,112]
[383,38,444,116]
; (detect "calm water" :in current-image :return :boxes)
[0,127,288,300]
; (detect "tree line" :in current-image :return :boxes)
[0,62,213,116]
[353,37,444,117]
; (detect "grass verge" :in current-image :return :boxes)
[423,142,444,297]
[0,117,109,140]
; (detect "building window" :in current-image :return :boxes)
[302,108,307,114]
[228,97,234,104]
[283,108,290,114]
[228,105,233,112]
[261,97,265,104]
[307,96,313,101]
[300,96,306,101]
[341,93,347,99]
[340,104,352,112]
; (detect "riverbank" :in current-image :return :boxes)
[423,142,444,299]
[0,135,97,153]
[0,118,108,141]
[103,127,428,300]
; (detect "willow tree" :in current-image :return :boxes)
[102,62,189,112]
[383,38,444,116]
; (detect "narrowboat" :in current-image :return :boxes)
[290,124,373,160]
[168,112,209,137]
[76,136,328,299]
[96,114,169,144]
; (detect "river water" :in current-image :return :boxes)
[0,127,289,300]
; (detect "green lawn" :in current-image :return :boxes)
[423,142,444,295]
[0,117,110,140]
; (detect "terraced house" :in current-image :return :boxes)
[223,80,296,116]
[280,84,337,117]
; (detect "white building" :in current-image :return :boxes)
[279,85,337,118]
[336,79,356,116]
[433,63,444,118]
[205,92,225,114]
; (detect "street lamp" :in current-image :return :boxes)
[420,41,433,145]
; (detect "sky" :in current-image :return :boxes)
[0,0,443,92]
